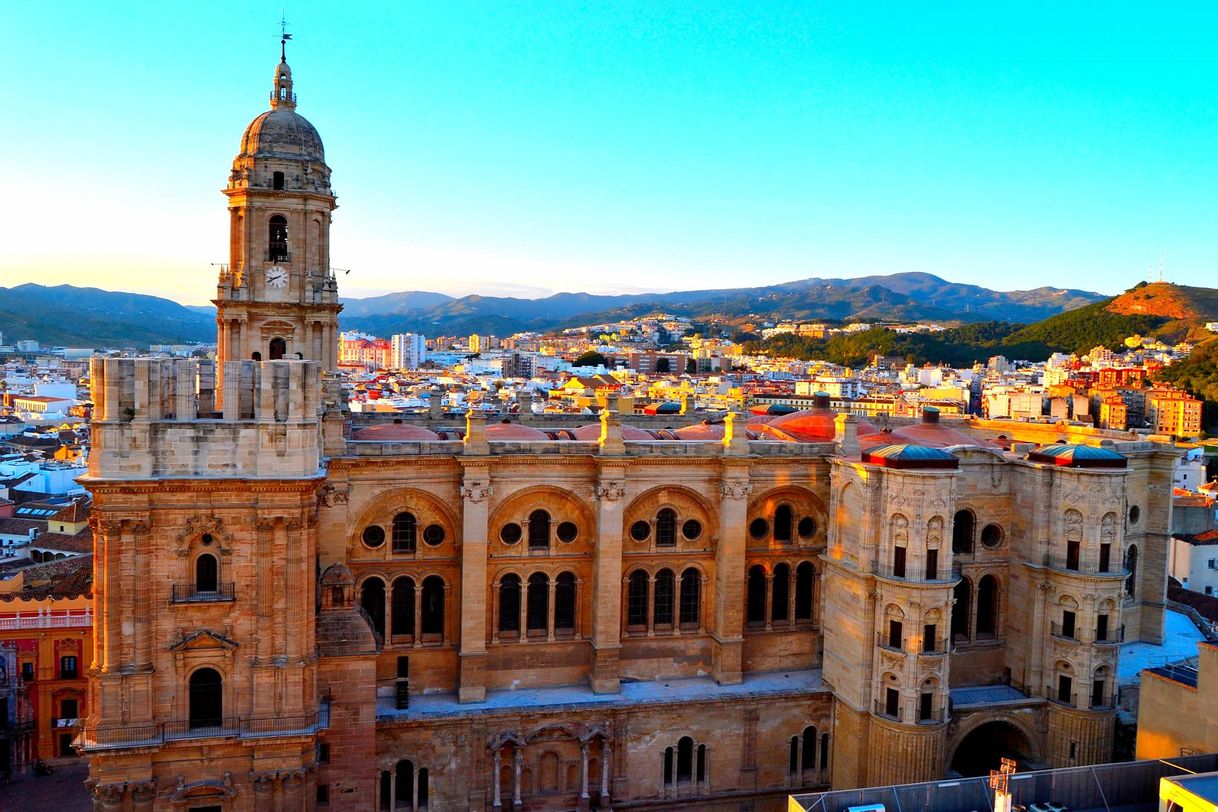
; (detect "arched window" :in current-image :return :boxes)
[772,563,791,622]
[654,569,675,626]
[555,572,576,632]
[361,577,386,639]
[775,504,793,543]
[627,570,649,628]
[976,574,999,637]
[527,572,549,632]
[251,351,263,361]
[269,337,286,360]
[795,562,814,621]
[789,736,799,775]
[951,578,971,642]
[391,577,415,637]
[418,768,429,808]
[499,574,521,633]
[188,667,223,729]
[801,726,817,770]
[820,733,829,769]
[656,508,677,547]
[528,510,550,551]
[195,553,218,593]
[953,509,975,554]
[679,568,700,627]
[676,736,694,783]
[1125,545,1139,597]
[273,170,285,190]
[697,744,706,783]
[392,512,417,553]
[420,576,444,637]
[746,565,767,626]
[395,759,414,807]
[268,215,288,261]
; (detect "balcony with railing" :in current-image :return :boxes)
[873,561,962,584]
[0,609,92,631]
[170,583,235,604]
[76,703,329,752]
[1094,626,1125,646]
[1045,685,1077,708]
[1049,622,1080,643]
[873,699,902,722]
[875,632,904,653]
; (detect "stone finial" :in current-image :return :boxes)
[429,386,444,419]
[679,393,690,415]
[835,412,859,457]
[465,409,489,454]
[518,389,533,423]
[723,412,750,455]
[599,410,625,455]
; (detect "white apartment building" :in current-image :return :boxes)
[391,333,426,370]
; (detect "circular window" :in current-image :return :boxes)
[500,523,522,545]
[980,524,1004,548]
[1129,506,1140,525]
[630,520,651,542]
[361,525,385,548]
[423,524,445,546]
[749,518,769,539]
[557,521,579,543]
[682,519,702,540]
[797,517,816,538]
[201,533,213,546]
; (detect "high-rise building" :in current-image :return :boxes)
[391,333,426,370]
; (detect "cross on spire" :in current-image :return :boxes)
[280,11,292,62]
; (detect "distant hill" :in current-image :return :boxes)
[0,284,214,347]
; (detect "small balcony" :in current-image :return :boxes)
[170,583,236,604]
[876,632,904,653]
[873,699,902,722]
[1049,622,1079,643]
[1094,627,1125,646]
[873,562,962,583]
[77,703,330,752]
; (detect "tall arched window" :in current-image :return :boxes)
[801,726,817,770]
[361,577,386,639]
[188,667,223,729]
[499,574,521,633]
[772,563,791,622]
[528,510,551,551]
[527,573,549,633]
[775,504,793,543]
[392,512,417,553]
[976,574,999,637]
[195,553,218,593]
[676,736,694,783]
[395,759,414,808]
[268,215,288,261]
[391,577,415,637]
[679,568,700,627]
[795,562,815,621]
[953,509,975,554]
[420,576,444,637]
[746,565,767,626]
[1125,545,1139,597]
[268,337,286,360]
[555,572,576,632]
[654,569,675,626]
[951,578,971,642]
[656,508,677,547]
[627,570,649,628]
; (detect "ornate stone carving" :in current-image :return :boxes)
[1063,509,1083,541]
[130,780,157,802]
[461,481,493,503]
[721,480,752,501]
[250,770,278,794]
[318,483,349,507]
[93,782,127,806]
[595,482,625,502]
[927,516,944,545]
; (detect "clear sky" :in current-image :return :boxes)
[1,2,1215,305]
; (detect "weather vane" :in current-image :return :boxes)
[280,10,293,61]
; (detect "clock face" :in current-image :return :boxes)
[266,266,288,288]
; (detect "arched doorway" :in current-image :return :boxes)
[950,720,1035,777]
[269,337,287,360]
[189,668,223,729]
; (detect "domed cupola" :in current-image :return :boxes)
[236,56,327,167]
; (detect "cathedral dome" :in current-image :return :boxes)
[239,108,325,162]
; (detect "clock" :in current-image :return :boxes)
[266,266,288,288]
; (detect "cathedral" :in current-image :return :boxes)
[77,53,1180,811]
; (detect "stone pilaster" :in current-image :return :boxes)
[712,464,750,684]
[459,465,492,702]
[591,466,626,693]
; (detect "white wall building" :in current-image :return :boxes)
[1170,536,1218,596]
[391,333,426,370]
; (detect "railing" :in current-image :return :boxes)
[170,583,236,604]
[77,703,329,751]
[1045,685,1076,707]
[1049,622,1078,642]
[1094,627,1125,645]
[916,707,949,725]
[0,610,92,630]
[873,562,962,583]
[873,700,901,721]
[876,633,904,652]
[266,249,292,262]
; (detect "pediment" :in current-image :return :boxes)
[170,629,239,653]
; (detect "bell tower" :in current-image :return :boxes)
[215,47,341,371]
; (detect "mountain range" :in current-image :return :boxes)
[0,273,1111,348]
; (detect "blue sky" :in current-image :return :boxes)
[1,2,1215,304]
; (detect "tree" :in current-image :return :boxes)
[656,357,671,373]
[574,350,609,367]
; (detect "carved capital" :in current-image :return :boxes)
[250,770,278,794]
[130,780,157,802]
[318,483,349,507]
[720,480,752,501]
[595,482,626,502]
[461,482,493,503]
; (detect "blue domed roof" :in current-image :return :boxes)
[862,443,959,470]
[1027,443,1127,469]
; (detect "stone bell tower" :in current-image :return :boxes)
[215,48,341,372]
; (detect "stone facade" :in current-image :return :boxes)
[77,54,1183,811]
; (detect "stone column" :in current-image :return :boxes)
[513,747,523,807]
[713,467,751,684]
[580,742,590,799]
[459,467,492,702]
[492,749,502,807]
[591,467,626,693]
[600,743,611,799]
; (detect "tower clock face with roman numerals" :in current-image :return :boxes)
[266,266,288,288]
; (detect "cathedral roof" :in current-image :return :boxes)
[861,443,959,470]
[352,421,440,442]
[758,408,879,443]
[240,107,325,163]
[1026,443,1127,468]
[568,423,659,441]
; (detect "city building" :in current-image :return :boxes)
[390,333,426,371]
[76,52,1183,811]
[1147,388,1204,439]
[1137,640,1218,759]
